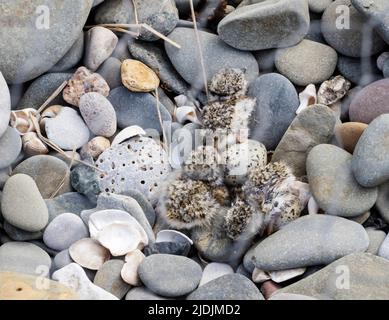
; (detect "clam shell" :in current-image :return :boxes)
[252,267,271,283]
[69,238,110,270]
[22,132,49,156]
[156,230,193,245]
[111,126,146,146]
[121,249,145,286]
[10,108,38,135]
[268,268,306,283]
[174,106,201,125]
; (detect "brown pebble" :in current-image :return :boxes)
[335,122,368,153]
[121,59,160,93]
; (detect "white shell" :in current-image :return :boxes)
[268,268,306,283]
[296,84,317,115]
[111,126,146,146]
[121,249,145,286]
[10,108,38,135]
[156,230,193,245]
[252,267,271,283]
[68,238,110,270]
[199,263,234,286]
[96,222,145,256]
[174,106,201,125]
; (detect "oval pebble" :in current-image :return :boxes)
[0,127,22,170]
[0,72,11,138]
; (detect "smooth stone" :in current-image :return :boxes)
[51,33,85,72]
[70,163,101,204]
[334,122,368,153]
[0,167,10,189]
[199,263,234,286]
[165,28,258,89]
[69,238,110,270]
[134,0,179,41]
[253,49,276,73]
[0,271,78,300]
[156,230,193,245]
[43,213,89,251]
[17,73,71,110]
[111,34,133,62]
[125,287,168,300]
[52,263,118,300]
[377,182,389,223]
[352,0,389,44]
[45,107,90,151]
[94,259,130,299]
[138,254,202,297]
[352,114,389,187]
[97,57,122,89]
[80,136,111,160]
[366,228,386,255]
[378,233,389,259]
[129,41,189,95]
[13,155,71,199]
[305,18,326,43]
[95,0,135,25]
[143,242,191,256]
[3,222,42,242]
[108,87,172,134]
[349,79,389,124]
[308,0,332,13]
[0,127,22,170]
[0,0,93,83]
[0,72,11,138]
[187,274,263,300]
[29,240,59,257]
[79,92,117,137]
[275,40,338,86]
[277,253,389,299]
[121,59,160,92]
[53,250,73,271]
[2,174,48,232]
[248,73,299,150]
[218,0,310,51]
[321,0,386,58]
[252,215,369,271]
[272,104,337,177]
[0,242,51,276]
[307,144,377,217]
[45,192,95,222]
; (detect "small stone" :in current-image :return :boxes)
[188,274,263,300]
[70,163,101,204]
[79,92,117,137]
[2,174,48,232]
[366,228,386,255]
[94,259,130,299]
[120,189,156,227]
[121,249,145,286]
[334,122,368,153]
[95,0,135,25]
[0,242,51,276]
[69,238,110,270]
[52,263,118,300]
[144,242,191,256]
[317,76,351,105]
[199,263,234,287]
[0,72,11,138]
[352,114,389,187]
[125,287,168,300]
[53,250,73,271]
[63,67,110,107]
[138,254,202,297]
[51,33,85,73]
[80,136,111,160]
[44,107,90,151]
[218,0,310,51]
[3,222,42,242]
[97,57,123,90]
[13,155,71,199]
[121,59,160,93]
[0,127,22,170]
[43,213,89,251]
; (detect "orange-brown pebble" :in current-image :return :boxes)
[335,122,368,153]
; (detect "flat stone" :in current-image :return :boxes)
[252,215,369,271]
[334,122,368,153]
[0,72,11,138]
[13,155,71,199]
[366,228,386,255]
[352,114,389,187]
[218,0,310,51]
[125,287,169,300]
[199,263,234,286]
[121,59,160,92]
[95,0,135,25]
[272,104,336,177]
[0,127,22,170]
[187,274,263,300]
[0,242,51,276]
[248,73,299,150]
[51,33,85,72]
[2,174,48,232]
[53,249,73,271]
[277,253,389,299]
[97,57,122,90]
[0,0,93,83]
[144,242,191,256]
[275,40,338,86]
[165,28,258,90]
[307,144,377,217]
[138,254,202,297]
[3,222,42,242]
[108,86,171,134]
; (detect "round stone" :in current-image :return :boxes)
[1,174,48,232]
[275,40,338,86]
[187,274,263,300]
[334,122,368,153]
[95,0,135,25]
[43,213,89,251]
[138,254,202,297]
[307,144,377,217]
[0,127,22,170]
[121,59,160,93]
[3,222,42,242]
[0,242,51,276]
[13,155,71,199]
[0,72,11,138]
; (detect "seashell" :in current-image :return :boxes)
[308,196,320,215]
[268,268,306,283]
[121,59,160,93]
[120,249,145,286]
[199,263,234,286]
[80,136,111,160]
[317,76,351,106]
[156,230,193,246]
[174,106,202,125]
[68,238,110,270]
[96,222,146,256]
[22,132,49,156]
[10,108,38,135]
[39,105,63,132]
[252,267,271,283]
[296,84,316,115]
[111,126,146,147]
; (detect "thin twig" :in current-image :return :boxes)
[155,88,167,151]
[37,81,68,114]
[140,24,181,49]
[110,27,140,38]
[131,0,139,25]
